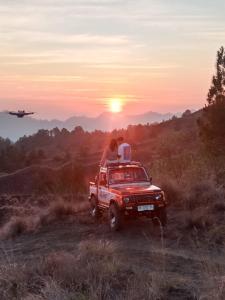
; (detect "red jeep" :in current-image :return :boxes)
[89,162,167,231]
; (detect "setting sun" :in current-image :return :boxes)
[109,98,123,113]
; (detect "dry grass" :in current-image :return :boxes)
[160,176,225,249]
[0,196,89,239]
[0,239,203,300]
[160,179,183,207]
[0,173,224,299]
[199,255,225,300]
[0,190,224,299]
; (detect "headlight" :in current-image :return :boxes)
[123,197,130,203]
[155,194,162,200]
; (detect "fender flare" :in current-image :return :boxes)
[109,199,121,210]
[89,193,97,202]
[109,199,116,205]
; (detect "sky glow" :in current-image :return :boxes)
[0,0,225,119]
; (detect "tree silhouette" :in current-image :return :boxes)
[182,109,191,118]
[207,46,225,104]
[198,46,225,156]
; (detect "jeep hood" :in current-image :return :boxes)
[111,183,161,195]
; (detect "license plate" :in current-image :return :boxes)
[138,204,154,211]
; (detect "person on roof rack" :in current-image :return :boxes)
[117,137,131,163]
[100,138,118,166]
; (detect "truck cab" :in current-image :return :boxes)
[89,162,167,231]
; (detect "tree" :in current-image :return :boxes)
[207,46,225,104]
[51,127,60,138]
[198,46,225,156]
[182,109,191,118]
[73,126,84,135]
[61,128,69,135]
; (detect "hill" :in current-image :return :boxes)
[0,109,225,299]
[0,110,176,141]
[0,110,200,193]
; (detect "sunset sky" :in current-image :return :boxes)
[0,0,225,119]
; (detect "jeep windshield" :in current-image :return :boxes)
[108,167,149,185]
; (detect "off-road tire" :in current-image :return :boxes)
[153,207,167,227]
[108,203,122,231]
[90,195,101,219]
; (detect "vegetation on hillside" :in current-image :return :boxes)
[198,46,225,158]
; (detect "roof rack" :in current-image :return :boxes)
[99,161,143,170]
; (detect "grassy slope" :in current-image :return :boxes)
[0,111,225,299]
[0,194,224,300]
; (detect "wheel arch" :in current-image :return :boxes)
[109,199,117,206]
[90,193,97,202]
[109,199,122,211]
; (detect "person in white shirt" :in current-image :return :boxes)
[117,137,131,163]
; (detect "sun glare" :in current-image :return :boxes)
[109,98,123,113]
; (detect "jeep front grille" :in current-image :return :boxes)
[129,193,161,203]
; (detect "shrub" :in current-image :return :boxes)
[184,207,214,230]
[184,180,224,211]
[160,179,183,207]
[0,197,89,239]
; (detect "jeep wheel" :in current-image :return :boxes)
[159,207,167,227]
[153,208,167,227]
[109,203,122,231]
[90,196,101,219]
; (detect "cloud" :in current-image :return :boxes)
[0,0,225,118]
[0,31,131,46]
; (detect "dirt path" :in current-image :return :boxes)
[0,207,224,300]
[1,211,223,280]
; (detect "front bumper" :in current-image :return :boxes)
[123,202,166,217]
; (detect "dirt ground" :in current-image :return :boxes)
[0,196,225,300]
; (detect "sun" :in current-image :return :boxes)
[109,98,123,113]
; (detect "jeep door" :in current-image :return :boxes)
[98,172,109,207]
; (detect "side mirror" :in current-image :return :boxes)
[149,177,153,185]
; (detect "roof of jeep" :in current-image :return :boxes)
[100,161,143,173]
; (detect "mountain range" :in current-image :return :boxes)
[0,111,177,141]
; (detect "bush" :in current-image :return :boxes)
[184,180,224,211]
[0,197,89,239]
[184,207,214,230]
[160,179,183,207]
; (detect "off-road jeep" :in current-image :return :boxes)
[89,162,167,231]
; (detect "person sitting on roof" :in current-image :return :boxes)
[101,138,118,166]
[117,137,131,163]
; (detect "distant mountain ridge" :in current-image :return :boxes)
[0,111,177,141]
